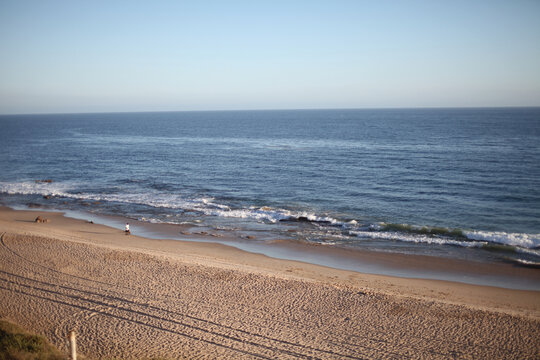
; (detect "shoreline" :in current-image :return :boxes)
[10,204,540,291]
[1,206,539,358]
[1,206,539,313]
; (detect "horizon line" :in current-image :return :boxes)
[1,105,540,116]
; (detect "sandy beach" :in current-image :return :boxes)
[0,207,538,359]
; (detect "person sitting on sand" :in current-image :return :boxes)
[125,223,130,235]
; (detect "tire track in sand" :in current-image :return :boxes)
[0,233,369,359]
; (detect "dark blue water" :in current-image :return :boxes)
[1,108,539,266]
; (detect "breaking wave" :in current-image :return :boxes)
[1,180,539,257]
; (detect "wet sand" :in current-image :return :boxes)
[0,207,539,359]
[58,207,540,290]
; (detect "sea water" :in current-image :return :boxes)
[1,108,539,268]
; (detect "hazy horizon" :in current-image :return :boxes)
[3,105,540,117]
[1,1,539,114]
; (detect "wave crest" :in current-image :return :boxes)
[2,180,539,254]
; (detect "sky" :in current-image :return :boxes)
[1,0,539,114]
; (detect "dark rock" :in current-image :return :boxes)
[280,216,312,223]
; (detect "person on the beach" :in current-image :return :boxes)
[125,223,130,235]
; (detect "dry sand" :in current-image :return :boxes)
[0,207,538,359]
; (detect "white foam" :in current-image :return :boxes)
[349,230,487,248]
[138,217,166,224]
[369,223,385,231]
[3,180,540,254]
[193,204,346,227]
[464,230,540,249]
[0,180,76,197]
[0,180,212,211]
[514,259,540,266]
[514,247,540,257]
[200,207,288,222]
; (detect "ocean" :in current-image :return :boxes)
[1,108,539,270]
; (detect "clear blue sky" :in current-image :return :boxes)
[1,0,539,114]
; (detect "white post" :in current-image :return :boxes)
[69,331,77,360]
